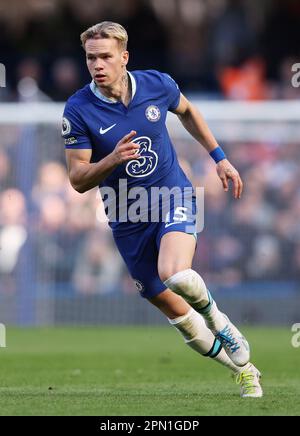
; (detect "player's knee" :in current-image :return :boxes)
[158,264,187,284]
[162,268,208,303]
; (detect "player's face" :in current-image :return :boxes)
[85,38,128,88]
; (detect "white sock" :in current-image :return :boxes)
[164,269,225,332]
[168,308,243,374]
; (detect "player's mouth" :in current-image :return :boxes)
[94,74,106,82]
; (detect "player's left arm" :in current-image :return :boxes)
[173,93,243,199]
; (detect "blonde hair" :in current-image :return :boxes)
[80,21,128,50]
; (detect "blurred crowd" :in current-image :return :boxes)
[191,141,300,287]
[1,0,300,101]
[0,124,299,296]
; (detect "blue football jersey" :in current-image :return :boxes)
[62,70,193,235]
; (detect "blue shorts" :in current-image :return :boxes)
[113,196,197,299]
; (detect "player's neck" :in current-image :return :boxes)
[98,70,131,106]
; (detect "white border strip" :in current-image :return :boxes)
[0,101,299,124]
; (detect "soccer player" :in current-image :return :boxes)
[62,21,263,398]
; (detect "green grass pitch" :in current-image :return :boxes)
[0,326,299,416]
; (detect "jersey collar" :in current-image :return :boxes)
[90,71,136,104]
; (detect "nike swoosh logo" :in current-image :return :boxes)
[165,221,182,228]
[99,123,117,134]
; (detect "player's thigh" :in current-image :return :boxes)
[158,231,196,282]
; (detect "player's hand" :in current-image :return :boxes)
[111,130,140,165]
[216,159,243,199]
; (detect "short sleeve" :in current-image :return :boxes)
[160,73,181,111]
[62,103,92,149]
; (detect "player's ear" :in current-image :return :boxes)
[121,51,129,67]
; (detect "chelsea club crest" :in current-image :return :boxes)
[134,279,145,293]
[145,105,161,122]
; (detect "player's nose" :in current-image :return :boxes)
[94,61,104,71]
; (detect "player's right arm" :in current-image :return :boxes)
[65,130,139,193]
